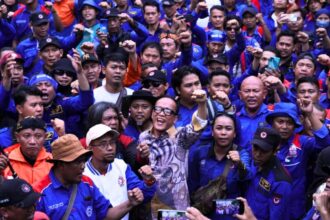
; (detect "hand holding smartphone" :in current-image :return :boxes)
[267,56,280,70]
[157,209,187,220]
[214,199,244,216]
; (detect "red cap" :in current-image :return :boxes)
[0,52,23,69]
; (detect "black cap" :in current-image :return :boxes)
[143,70,167,83]
[251,127,281,151]
[52,58,76,77]
[241,6,258,17]
[104,8,120,18]
[295,52,316,67]
[0,178,40,208]
[162,0,175,6]
[30,11,49,26]
[125,90,157,106]
[82,53,99,65]
[16,117,47,133]
[204,54,228,65]
[121,90,156,117]
[39,37,61,51]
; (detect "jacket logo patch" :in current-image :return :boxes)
[46,131,54,141]
[259,177,271,191]
[118,176,125,187]
[50,105,63,115]
[86,206,93,217]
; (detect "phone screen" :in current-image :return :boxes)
[214,199,244,215]
[157,209,187,220]
[268,56,280,70]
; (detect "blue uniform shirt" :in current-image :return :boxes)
[175,104,198,128]
[246,157,292,220]
[237,104,269,152]
[34,170,111,220]
[0,18,16,48]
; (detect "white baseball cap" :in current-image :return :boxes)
[86,124,120,146]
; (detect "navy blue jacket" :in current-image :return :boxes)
[246,157,292,220]
[277,126,330,219]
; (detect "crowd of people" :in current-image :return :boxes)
[0,0,330,219]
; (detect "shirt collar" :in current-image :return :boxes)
[86,158,112,176]
[148,125,177,139]
[240,103,268,117]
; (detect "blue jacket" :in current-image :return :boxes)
[225,32,246,76]
[319,93,330,109]
[277,126,330,219]
[16,34,80,71]
[0,18,16,48]
[11,5,56,42]
[188,143,251,220]
[263,12,277,47]
[163,45,193,85]
[246,157,292,220]
[175,104,198,128]
[123,119,143,141]
[34,170,111,219]
[42,89,94,135]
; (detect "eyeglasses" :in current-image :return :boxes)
[91,140,116,149]
[143,81,163,88]
[153,106,176,116]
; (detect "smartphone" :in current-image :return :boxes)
[157,209,187,220]
[214,199,244,215]
[267,56,280,70]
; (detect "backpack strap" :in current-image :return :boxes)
[62,184,78,220]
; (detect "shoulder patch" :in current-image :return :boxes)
[259,177,271,191]
[273,193,282,205]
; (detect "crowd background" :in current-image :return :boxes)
[0,0,330,219]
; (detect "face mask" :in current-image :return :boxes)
[316,20,330,28]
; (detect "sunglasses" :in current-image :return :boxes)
[225,26,240,32]
[153,106,177,116]
[53,70,75,77]
[142,81,163,88]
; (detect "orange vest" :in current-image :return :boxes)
[4,146,53,185]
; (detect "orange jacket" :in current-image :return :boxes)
[4,146,53,185]
[123,56,142,87]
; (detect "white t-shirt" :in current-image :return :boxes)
[93,86,133,104]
